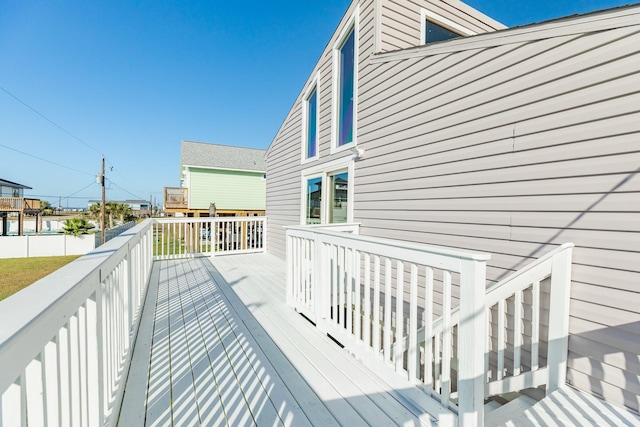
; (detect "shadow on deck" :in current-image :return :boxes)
[119,253,439,426]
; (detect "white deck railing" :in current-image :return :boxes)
[0,216,266,426]
[0,220,153,427]
[394,243,575,400]
[153,216,266,259]
[286,227,574,427]
[286,226,491,425]
[483,243,574,397]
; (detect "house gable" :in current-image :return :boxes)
[178,140,267,213]
[265,0,640,415]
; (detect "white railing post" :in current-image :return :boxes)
[124,245,132,350]
[211,218,217,258]
[546,245,573,393]
[457,257,488,427]
[314,234,328,332]
[262,217,267,252]
[285,232,293,307]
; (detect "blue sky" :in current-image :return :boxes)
[0,0,633,208]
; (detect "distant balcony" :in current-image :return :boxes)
[0,197,40,213]
[164,187,188,210]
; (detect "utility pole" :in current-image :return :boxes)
[101,156,106,245]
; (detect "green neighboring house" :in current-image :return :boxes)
[164,141,266,217]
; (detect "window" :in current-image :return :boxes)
[332,7,358,153]
[425,20,460,44]
[305,176,322,224]
[337,30,355,147]
[301,158,354,225]
[420,9,476,45]
[328,171,348,223]
[304,85,318,160]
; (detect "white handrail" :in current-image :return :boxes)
[0,217,266,426]
[0,220,153,427]
[395,243,574,404]
[286,226,574,426]
[285,226,491,423]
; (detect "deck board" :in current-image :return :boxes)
[120,253,438,426]
[505,386,640,427]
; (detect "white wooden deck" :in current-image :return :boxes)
[119,253,439,426]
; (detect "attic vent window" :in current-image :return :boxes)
[425,20,460,44]
[420,9,476,45]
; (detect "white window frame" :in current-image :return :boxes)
[302,173,324,225]
[420,9,476,45]
[331,5,359,155]
[301,75,320,164]
[300,156,355,225]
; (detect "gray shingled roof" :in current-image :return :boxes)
[180,141,266,172]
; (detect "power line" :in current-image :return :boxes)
[0,143,94,176]
[65,182,97,198]
[106,178,146,200]
[0,85,101,155]
[0,85,154,202]
[104,161,140,196]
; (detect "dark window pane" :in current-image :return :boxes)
[306,177,322,224]
[307,89,317,158]
[329,172,348,223]
[425,20,460,44]
[338,30,355,147]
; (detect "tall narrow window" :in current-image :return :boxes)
[305,177,322,224]
[337,29,355,147]
[306,87,318,159]
[329,171,348,223]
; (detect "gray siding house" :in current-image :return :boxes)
[266,0,640,417]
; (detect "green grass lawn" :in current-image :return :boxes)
[0,255,81,301]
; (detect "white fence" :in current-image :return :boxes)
[0,235,95,259]
[286,226,573,426]
[0,219,68,235]
[0,221,153,427]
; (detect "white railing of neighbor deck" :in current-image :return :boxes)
[153,216,266,259]
[0,220,153,427]
[286,227,573,427]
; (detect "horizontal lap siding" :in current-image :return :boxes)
[356,13,640,411]
[189,169,266,210]
[380,0,504,52]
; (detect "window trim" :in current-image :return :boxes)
[301,75,320,164]
[331,6,359,155]
[420,9,476,45]
[302,173,324,225]
[300,156,355,225]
